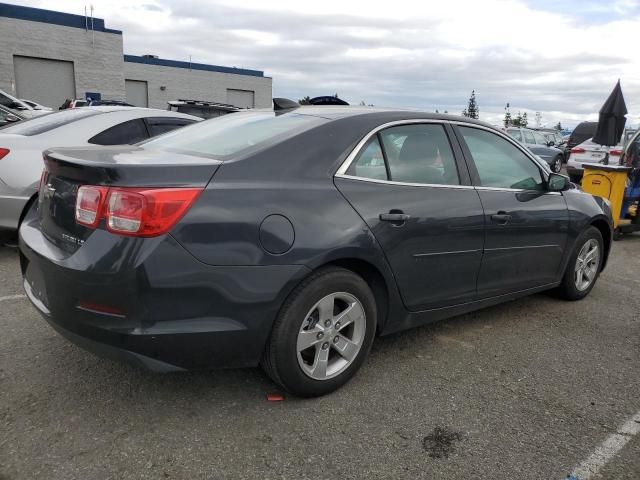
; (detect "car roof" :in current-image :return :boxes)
[263,105,494,128]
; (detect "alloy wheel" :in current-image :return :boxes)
[553,157,562,173]
[574,239,599,291]
[296,292,366,380]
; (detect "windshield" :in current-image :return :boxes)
[143,111,326,158]
[0,108,102,136]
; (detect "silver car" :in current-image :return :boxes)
[0,107,200,236]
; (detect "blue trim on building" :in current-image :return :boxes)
[0,2,122,34]
[124,55,264,78]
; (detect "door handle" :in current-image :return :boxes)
[379,211,410,224]
[491,212,512,224]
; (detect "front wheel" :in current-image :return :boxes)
[261,267,376,397]
[556,226,603,300]
[552,156,563,173]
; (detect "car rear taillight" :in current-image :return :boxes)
[571,147,586,154]
[609,149,622,156]
[74,186,202,237]
[0,148,9,160]
[37,170,48,192]
[75,186,108,227]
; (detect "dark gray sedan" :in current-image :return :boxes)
[19,106,613,397]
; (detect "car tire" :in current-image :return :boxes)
[261,266,377,397]
[556,226,604,301]
[552,155,563,173]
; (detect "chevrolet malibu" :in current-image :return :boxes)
[19,106,613,397]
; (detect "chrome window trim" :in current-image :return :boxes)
[335,173,475,190]
[334,118,558,194]
[475,186,561,195]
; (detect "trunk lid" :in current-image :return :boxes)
[38,146,220,253]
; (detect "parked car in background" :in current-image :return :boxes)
[20,99,53,112]
[0,105,25,127]
[0,89,49,118]
[620,129,640,168]
[0,107,200,238]
[59,99,89,109]
[506,127,564,172]
[168,99,240,119]
[566,121,598,153]
[19,106,613,397]
[566,137,623,183]
[622,128,637,147]
[538,129,568,161]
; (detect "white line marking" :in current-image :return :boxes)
[568,411,640,480]
[0,294,26,302]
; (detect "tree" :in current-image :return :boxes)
[503,103,512,127]
[555,121,562,131]
[298,96,311,105]
[512,111,522,127]
[462,90,479,119]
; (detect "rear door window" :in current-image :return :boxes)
[346,124,460,186]
[88,118,149,145]
[380,124,460,185]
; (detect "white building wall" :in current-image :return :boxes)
[123,61,273,110]
[0,17,125,107]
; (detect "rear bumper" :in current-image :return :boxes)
[19,214,310,370]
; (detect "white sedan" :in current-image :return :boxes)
[566,137,623,183]
[0,106,200,236]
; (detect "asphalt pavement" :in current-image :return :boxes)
[1,236,639,479]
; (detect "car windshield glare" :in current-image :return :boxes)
[142,111,326,158]
[0,108,102,136]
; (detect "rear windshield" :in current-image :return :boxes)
[143,111,326,158]
[0,108,102,136]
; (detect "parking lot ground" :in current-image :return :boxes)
[1,237,639,480]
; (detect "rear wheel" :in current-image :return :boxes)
[556,226,603,300]
[261,267,376,397]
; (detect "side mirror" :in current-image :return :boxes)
[9,102,27,110]
[547,141,555,147]
[548,172,569,192]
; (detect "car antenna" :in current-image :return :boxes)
[273,98,300,111]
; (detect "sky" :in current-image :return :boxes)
[11,0,640,128]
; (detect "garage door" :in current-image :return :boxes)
[227,89,255,108]
[125,80,148,107]
[13,56,76,109]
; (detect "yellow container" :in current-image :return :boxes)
[581,164,631,228]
